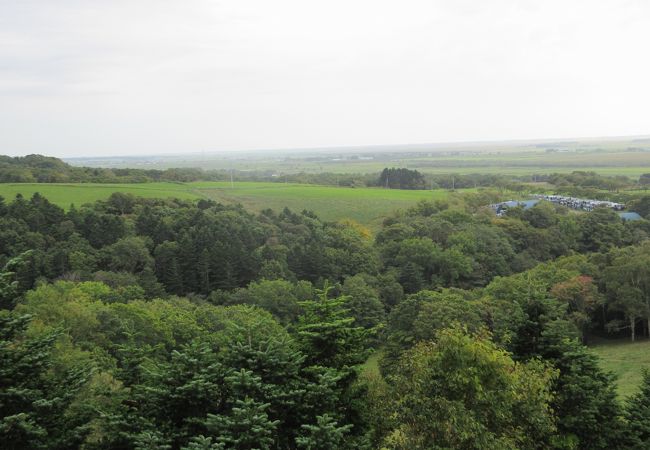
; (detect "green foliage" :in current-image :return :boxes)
[379,327,558,449]
[0,314,96,450]
[378,168,426,190]
[296,287,369,369]
[222,278,312,324]
[340,275,385,330]
[204,398,279,450]
[624,370,650,449]
[601,243,650,341]
[544,339,624,449]
[2,179,650,449]
[0,255,22,309]
[381,289,482,375]
[295,414,352,450]
[578,207,628,252]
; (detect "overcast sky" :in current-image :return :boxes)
[1,0,649,157]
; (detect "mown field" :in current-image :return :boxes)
[591,338,650,398]
[0,182,457,228]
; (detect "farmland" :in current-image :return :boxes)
[67,137,650,177]
[0,181,457,227]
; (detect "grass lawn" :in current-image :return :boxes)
[0,181,459,228]
[590,337,650,398]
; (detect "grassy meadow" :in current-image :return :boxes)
[591,338,650,398]
[0,181,457,228]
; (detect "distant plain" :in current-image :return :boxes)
[66,137,650,177]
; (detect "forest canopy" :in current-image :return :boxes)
[2,188,650,449]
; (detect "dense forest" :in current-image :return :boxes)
[3,187,650,448]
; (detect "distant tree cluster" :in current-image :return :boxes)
[378,168,426,190]
[546,171,631,192]
[0,154,207,183]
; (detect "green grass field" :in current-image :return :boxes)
[0,182,455,228]
[591,338,650,398]
[189,182,455,226]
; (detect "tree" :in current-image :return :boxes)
[550,275,603,342]
[624,369,650,449]
[541,338,624,449]
[411,290,482,341]
[295,287,369,369]
[224,279,310,325]
[340,275,385,330]
[295,414,352,450]
[603,244,650,340]
[0,256,21,309]
[606,285,646,341]
[578,207,627,253]
[101,236,154,274]
[0,314,96,450]
[380,327,558,449]
[378,168,426,190]
[75,209,126,248]
[106,192,136,215]
[129,341,227,448]
[154,241,184,295]
[204,398,279,450]
[638,174,650,189]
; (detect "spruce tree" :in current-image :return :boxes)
[624,369,650,449]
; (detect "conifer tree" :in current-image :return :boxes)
[295,287,369,369]
[624,369,650,449]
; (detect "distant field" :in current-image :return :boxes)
[590,338,650,398]
[0,182,456,228]
[68,139,650,178]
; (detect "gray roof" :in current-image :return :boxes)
[498,199,539,209]
[619,212,643,221]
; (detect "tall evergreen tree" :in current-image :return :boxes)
[624,370,650,449]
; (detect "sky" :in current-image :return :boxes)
[1,0,650,158]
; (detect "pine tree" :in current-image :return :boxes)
[181,435,225,450]
[204,398,279,450]
[134,430,172,450]
[296,287,369,369]
[131,341,226,447]
[0,314,94,450]
[624,369,650,449]
[547,339,624,449]
[296,414,352,450]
